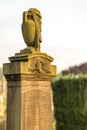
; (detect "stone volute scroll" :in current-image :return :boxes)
[22,8,42,52]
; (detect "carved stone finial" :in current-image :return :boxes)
[21,8,42,52]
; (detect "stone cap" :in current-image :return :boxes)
[3,52,57,80]
[9,52,54,62]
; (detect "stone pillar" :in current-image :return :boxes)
[3,52,56,130]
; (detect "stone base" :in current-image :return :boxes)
[3,52,56,130]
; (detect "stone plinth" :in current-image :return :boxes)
[3,52,56,130]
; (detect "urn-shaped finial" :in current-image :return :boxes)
[21,8,42,51]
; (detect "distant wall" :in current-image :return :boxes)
[52,75,87,130]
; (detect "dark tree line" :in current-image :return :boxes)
[61,62,87,75]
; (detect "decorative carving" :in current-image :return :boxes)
[28,57,51,74]
[22,8,42,52]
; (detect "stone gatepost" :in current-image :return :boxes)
[3,8,56,130]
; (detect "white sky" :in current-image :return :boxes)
[0,0,87,72]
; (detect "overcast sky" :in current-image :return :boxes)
[0,0,87,72]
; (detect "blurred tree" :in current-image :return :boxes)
[61,62,87,75]
[0,68,3,80]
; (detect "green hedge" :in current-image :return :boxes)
[52,75,87,130]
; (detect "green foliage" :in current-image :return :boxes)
[52,74,87,130]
